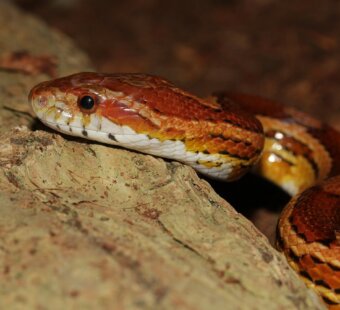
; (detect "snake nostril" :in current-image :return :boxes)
[35,95,48,108]
[30,92,50,118]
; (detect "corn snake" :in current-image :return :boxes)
[29,72,340,308]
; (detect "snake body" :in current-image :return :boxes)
[29,72,340,307]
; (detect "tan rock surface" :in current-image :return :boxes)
[0,128,325,309]
[0,2,326,310]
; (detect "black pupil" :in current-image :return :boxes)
[80,96,95,110]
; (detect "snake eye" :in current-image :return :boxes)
[78,95,97,113]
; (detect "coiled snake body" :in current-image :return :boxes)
[30,72,340,308]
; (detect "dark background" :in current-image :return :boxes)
[14,0,340,242]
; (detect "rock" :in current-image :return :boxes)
[0,127,325,309]
[0,2,325,310]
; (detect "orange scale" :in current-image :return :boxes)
[326,275,340,289]
[307,267,324,281]
[160,129,186,141]
[300,255,317,268]
[185,143,205,154]
[316,263,337,276]
[204,139,225,154]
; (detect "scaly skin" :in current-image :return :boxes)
[29,72,340,308]
[277,176,340,308]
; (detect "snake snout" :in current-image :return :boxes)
[30,90,53,117]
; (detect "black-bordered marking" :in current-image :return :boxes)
[209,133,253,146]
[310,255,325,265]
[287,249,300,263]
[108,133,117,141]
[299,270,314,282]
[315,279,332,290]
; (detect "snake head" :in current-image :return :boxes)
[29,72,148,142]
[30,72,104,128]
[30,72,265,181]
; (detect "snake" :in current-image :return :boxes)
[29,72,340,308]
